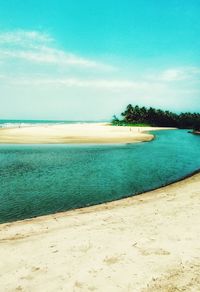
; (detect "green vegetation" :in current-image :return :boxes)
[112,105,200,131]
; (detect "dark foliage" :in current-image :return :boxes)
[112,104,200,130]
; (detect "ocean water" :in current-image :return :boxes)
[0,119,104,128]
[0,129,200,223]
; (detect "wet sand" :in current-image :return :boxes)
[0,123,172,144]
[0,172,200,291]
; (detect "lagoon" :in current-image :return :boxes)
[0,129,200,223]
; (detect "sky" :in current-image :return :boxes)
[0,0,200,120]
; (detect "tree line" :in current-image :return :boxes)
[112,104,200,131]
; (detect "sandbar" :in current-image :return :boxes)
[0,123,173,144]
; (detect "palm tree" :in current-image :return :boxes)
[116,104,200,129]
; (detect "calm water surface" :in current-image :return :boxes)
[0,130,200,223]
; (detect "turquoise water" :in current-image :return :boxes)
[0,130,200,223]
[0,119,106,128]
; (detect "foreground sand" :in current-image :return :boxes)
[0,123,172,144]
[0,173,200,291]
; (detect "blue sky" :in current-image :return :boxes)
[0,0,199,120]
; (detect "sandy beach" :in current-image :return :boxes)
[0,172,200,291]
[0,123,172,144]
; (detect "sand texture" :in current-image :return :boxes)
[0,173,200,291]
[0,123,172,144]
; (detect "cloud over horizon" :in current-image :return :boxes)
[0,29,199,119]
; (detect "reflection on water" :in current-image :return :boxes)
[0,130,200,223]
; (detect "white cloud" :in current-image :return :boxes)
[157,67,200,82]
[160,69,185,81]
[0,30,116,70]
[0,47,114,70]
[0,30,53,47]
[0,74,149,89]
[145,67,200,84]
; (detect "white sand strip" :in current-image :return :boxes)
[0,123,173,144]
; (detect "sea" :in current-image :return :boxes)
[0,119,106,128]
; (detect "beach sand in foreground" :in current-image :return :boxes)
[0,173,200,291]
[0,123,173,144]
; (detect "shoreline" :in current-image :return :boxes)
[1,167,200,226]
[1,168,200,226]
[0,123,174,144]
[1,172,200,291]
